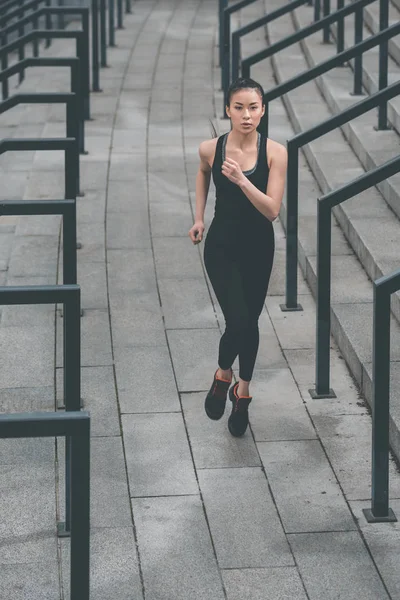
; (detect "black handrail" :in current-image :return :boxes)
[362,268,400,524]
[0,199,77,285]
[0,284,82,536]
[241,0,375,74]
[0,29,90,120]
[218,0,258,86]
[282,78,400,315]
[0,5,99,97]
[255,20,400,138]
[0,137,78,200]
[0,13,90,119]
[313,154,400,400]
[0,92,81,194]
[0,410,90,598]
[230,0,310,84]
[0,57,85,154]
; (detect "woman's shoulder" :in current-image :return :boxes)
[266,137,287,168]
[198,136,221,169]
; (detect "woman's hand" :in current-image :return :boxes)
[221,157,247,186]
[188,221,205,245]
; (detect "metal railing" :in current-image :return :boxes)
[313,154,400,399]
[218,0,259,91]
[0,26,90,119]
[0,409,90,598]
[252,20,400,138]
[0,58,85,152]
[230,0,310,84]
[0,92,82,193]
[283,78,400,315]
[0,284,81,535]
[363,268,400,523]
[0,137,79,199]
[0,199,77,284]
[0,6,96,96]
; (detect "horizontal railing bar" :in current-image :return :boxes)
[1,6,88,36]
[0,199,75,215]
[0,284,79,305]
[226,0,258,15]
[320,154,400,208]
[291,79,400,147]
[0,410,89,439]
[0,92,75,114]
[1,0,48,26]
[375,269,400,295]
[233,0,309,37]
[0,29,83,58]
[0,137,76,153]
[242,0,376,68]
[263,21,400,103]
[0,57,79,81]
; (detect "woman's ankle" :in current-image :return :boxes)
[217,367,232,381]
[237,379,250,398]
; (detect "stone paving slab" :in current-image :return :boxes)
[132,495,225,600]
[122,412,198,497]
[198,467,294,569]
[287,531,390,599]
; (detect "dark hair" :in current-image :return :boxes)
[209,77,265,139]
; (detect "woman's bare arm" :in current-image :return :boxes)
[237,141,288,221]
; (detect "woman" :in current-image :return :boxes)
[188,77,287,437]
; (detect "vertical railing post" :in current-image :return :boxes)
[45,0,52,48]
[323,0,330,43]
[32,0,39,57]
[371,284,390,518]
[352,4,364,95]
[70,418,90,600]
[81,13,91,119]
[117,0,123,28]
[63,288,81,534]
[1,33,8,100]
[65,143,78,201]
[219,0,228,71]
[282,141,302,312]
[222,8,230,116]
[314,0,321,21]
[109,0,116,46]
[76,35,90,121]
[100,0,107,66]
[336,0,344,53]
[66,96,81,198]
[377,0,389,129]
[63,202,77,287]
[232,31,240,83]
[312,201,335,398]
[58,0,65,29]
[91,0,101,91]
[18,0,25,83]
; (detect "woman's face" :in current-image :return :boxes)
[226,88,265,133]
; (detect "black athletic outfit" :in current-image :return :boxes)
[204,131,275,382]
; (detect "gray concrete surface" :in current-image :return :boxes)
[1,0,400,598]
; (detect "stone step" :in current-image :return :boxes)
[363,0,400,66]
[254,0,400,459]
[288,3,400,317]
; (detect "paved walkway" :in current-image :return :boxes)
[2,0,400,598]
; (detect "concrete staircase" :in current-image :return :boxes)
[223,0,400,459]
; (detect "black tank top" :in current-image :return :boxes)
[211,131,270,224]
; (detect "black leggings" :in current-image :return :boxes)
[204,218,275,382]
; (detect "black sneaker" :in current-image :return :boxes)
[228,382,252,437]
[205,369,232,420]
